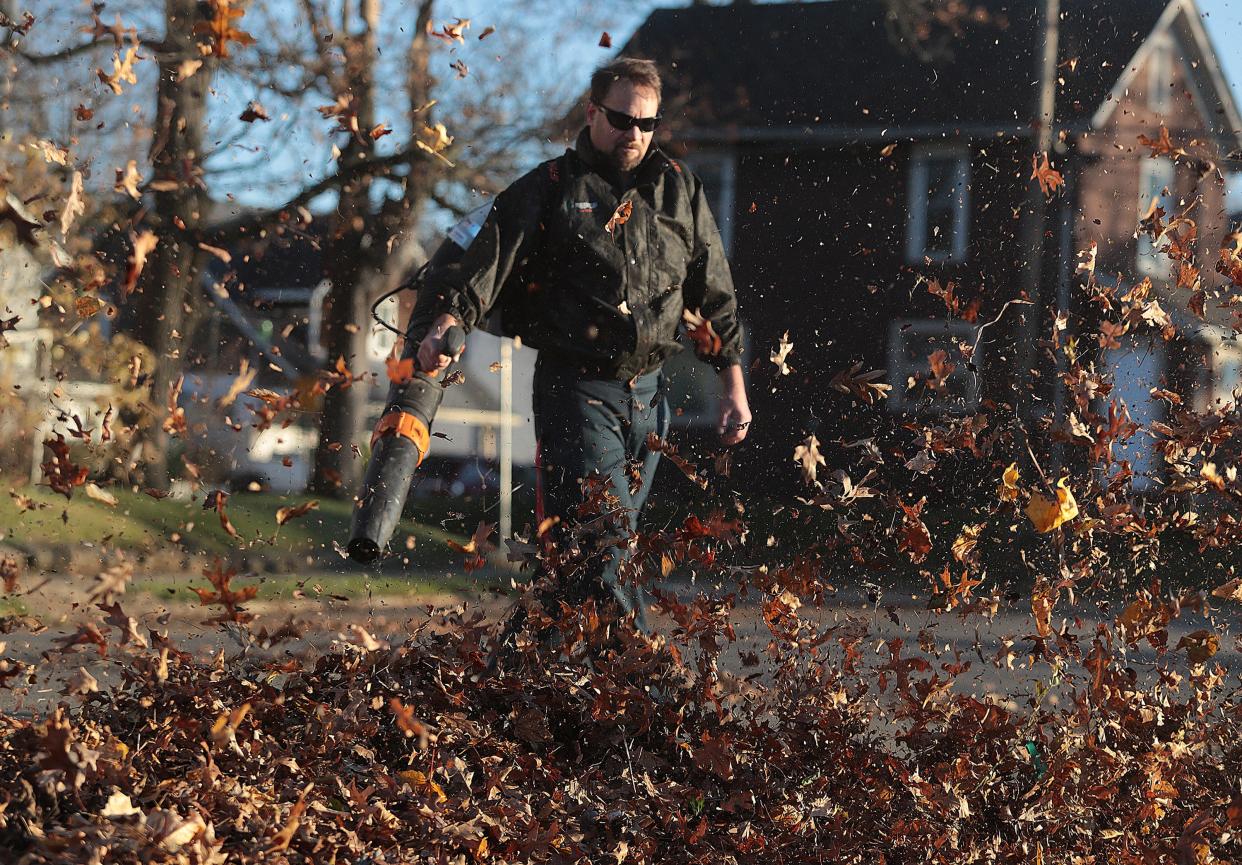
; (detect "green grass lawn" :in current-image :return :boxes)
[0,484,512,575]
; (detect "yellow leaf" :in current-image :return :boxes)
[998,462,1020,502]
[1025,477,1079,533]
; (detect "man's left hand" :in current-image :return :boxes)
[716,364,751,446]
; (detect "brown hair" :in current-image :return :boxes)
[589,57,662,106]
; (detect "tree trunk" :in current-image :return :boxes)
[309,0,382,496]
[129,0,214,491]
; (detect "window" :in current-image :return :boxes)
[906,147,970,264]
[1147,37,1173,114]
[1137,157,1174,277]
[887,318,979,413]
[681,151,736,257]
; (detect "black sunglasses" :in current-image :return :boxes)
[591,99,662,133]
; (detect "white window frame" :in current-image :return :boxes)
[1137,156,1175,278]
[905,146,970,264]
[1147,35,1173,114]
[886,318,979,414]
[680,150,737,257]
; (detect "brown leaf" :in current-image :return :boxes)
[1176,629,1219,664]
[1030,152,1064,197]
[682,308,723,358]
[829,362,892,405]
[1210,578,1242,602]
[1137,125,1187,159]
[193,0,256,58]
[692,729,735,780]
[276,500,319,526]
[604,200,633,236]
[897,497,932,564]
[238,101,269,123]
[429,17,470,43]
[0,555,19,593]
[193,559,257,622]
[203,490,240,539]
[40,434,89,499]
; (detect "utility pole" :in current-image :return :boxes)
[1014,0,1060,413]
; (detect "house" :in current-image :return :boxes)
[618,0,1242,491]
[0,238,54,476]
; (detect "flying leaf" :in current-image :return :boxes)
[275,500,319,526]
[114,160,142,199]
[1025,477,1079,533]
[84,483,117,507]
[429,17,470,43]
[386,356,416,385]
[605,200,633,236]
[60,171,85,237]
[239,101,269,123]
[793,434,826,486]
[1176,629,1219,664]
[1137,125,1186,159]
[682,308,722,358]
[193,559,257,621]
[415,122,454,166]
[1031,152,1064,197]
[897,497,932,563]
[203,489,240,538]
[216,358,256,408]
[193,0,256,58]
[829,363,891,405]
[96,46,140,95]
[770,331,794,375]
[121,230,158,296]
[41,434,89,499]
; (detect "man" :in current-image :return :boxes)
[416,57,750,630]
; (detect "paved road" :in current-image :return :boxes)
[2,571,1237,720]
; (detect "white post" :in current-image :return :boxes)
[498,337,513,555]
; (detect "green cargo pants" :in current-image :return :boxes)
[532,356,669,631]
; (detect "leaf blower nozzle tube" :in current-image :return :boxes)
[347,325,466,563]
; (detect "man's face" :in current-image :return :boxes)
[586,80,660,174]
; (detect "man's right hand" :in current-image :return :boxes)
[417,313,463,374]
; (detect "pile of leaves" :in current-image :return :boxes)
[0,557,1239,864]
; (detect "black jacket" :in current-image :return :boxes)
[421,128,743,381]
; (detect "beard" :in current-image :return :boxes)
[609,141,646,173]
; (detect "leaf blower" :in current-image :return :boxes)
[346,202,495,563]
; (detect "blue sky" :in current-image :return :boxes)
[217,0,1242,212]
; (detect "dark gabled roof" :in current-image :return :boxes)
[625,0,1169,136]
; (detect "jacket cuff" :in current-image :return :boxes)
[707,350,743,373]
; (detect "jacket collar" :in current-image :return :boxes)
[573,126,672,190]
